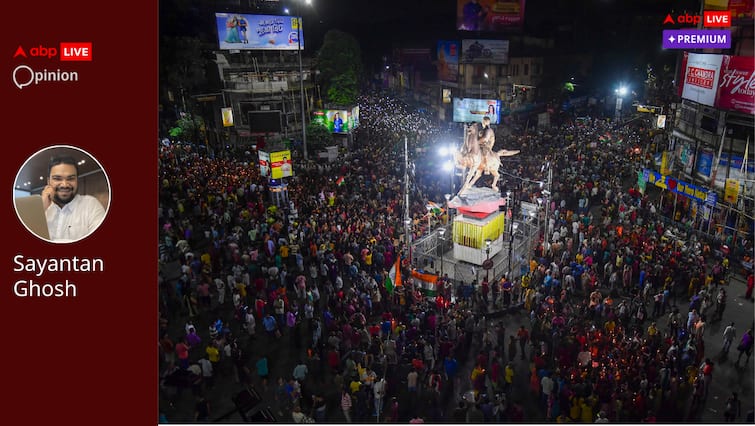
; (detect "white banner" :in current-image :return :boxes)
[681,53,724,107]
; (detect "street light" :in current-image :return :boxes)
[296,0,312,160]
[480,72,489,98]
[444,193,452,224]
[508,222,519,275]
[614,84,627,122]
[438,227,446,278]
[485,238,492,282]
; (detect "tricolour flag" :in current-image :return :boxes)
[426,201,443,216]
[411,270,439,296]
[385,256,402,294]
[336,176,345,186]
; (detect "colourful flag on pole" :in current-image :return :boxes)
[385,256,402,294]
[411,269,439,296]
[426,201,443,216]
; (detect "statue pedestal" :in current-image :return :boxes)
[449,188,506,266]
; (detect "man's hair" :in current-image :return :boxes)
[48,155,79,177]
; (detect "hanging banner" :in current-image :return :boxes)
[724,178,740,203]
[437,40,460,82]
[643,168,709,203]
[221,107,234,127]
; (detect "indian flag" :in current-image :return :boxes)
[385,256,402,294]
[336,176,345,186]
[426,201,443,216]
[411,270,439,297]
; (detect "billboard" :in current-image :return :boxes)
[453,98,502,124]
[681,53,723,107]
[437,40,460,82]
[248,110,282,133]
[311,108,358,133]
[461,39,509,64]
[258,150,271,178]
[679,53,755,115]
[221,107,234,127]
[270,150,293,179]
[716,55,755,115]
[215,13,304,51]
[730,0,754,19]
[457,0,526,31]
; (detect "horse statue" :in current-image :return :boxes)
[455,121,520,194]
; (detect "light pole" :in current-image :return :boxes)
[508,222,518,276]
[296,0,312,160]
[438,227,446,278]
[444,193,452,225]
[480,72,488,99]
[485,238,492,282]
[614,85,627,123]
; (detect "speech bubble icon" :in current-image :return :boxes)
[13,65,34,89]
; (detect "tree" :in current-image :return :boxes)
[316,30,362,106]
[306,122,333,149]
[159,36,210,110]
[169,112,206,144]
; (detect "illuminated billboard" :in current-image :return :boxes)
[221,107,234,127]
[461,39,510,64]
[311,108,358,133]
[258,150,271,178]
[437,40,460,82]
[457,0,527,32]
[270,150,293,179]
[678,52,754,115]
[215,13,304,51]
[680,53,723,107]
[452,98,502,124]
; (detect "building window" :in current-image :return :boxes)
[524,64,529,76]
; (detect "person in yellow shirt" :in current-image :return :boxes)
[604,319,616,334]
[647,321,658,338]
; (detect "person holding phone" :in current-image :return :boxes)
[42,156,106,242]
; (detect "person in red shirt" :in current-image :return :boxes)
[746,273,754,301]
[517,325,530,360]
[175,337,190,369]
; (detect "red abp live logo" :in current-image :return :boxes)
[13,42,93,61]
[663,10,731,27]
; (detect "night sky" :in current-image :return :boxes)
[160,0,702,92]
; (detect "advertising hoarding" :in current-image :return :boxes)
[221,107,234,127]
[716,55,755,115]
[456,0,526,32]
[270,150,293,179]
[461,39,510,64]
[681,53,724,107]
[215,13,304,51]
[248,110,282,133]
[453,98,502,124]
[696,149,714,178]
[258,150,271,178]
[437,40,460,82]
[311,109,358,133]
[678,52,755,115]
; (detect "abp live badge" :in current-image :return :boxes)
[60,42,92,61]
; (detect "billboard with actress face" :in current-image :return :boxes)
[215,13,304,50]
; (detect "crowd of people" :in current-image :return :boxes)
[157,91,753,423]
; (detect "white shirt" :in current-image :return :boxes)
[45,194,106,242]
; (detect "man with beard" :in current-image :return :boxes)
[42,155,106,242]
